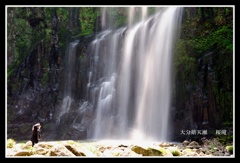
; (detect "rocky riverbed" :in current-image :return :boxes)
[6,137,234,157]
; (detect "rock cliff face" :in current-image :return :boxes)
[7,35,94,141]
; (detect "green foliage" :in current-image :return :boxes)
[12,16,32,62]
[216,135,233,145]
[56,8,70,50]
[106,8,128,28]
[113,12,127,28]
[173,7,233,130]
[223,121,233,127]
[57,7,69,21]
[226,145,233,154]
[188,24,232,54]
[7,138,16,148]
[214,25,233,50]
[7,63,16,78]
[174,39,197,83]
[7,7,51,81]
[80,7,98,36]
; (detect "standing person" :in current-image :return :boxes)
[31,123,41,147]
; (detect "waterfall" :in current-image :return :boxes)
[130,8,183,141]
[56,40,79,125]
[87,7,183,142]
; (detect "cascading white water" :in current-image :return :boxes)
[56,40,79,124]
[89,28,126,139]
[130,8,182,141]
[89,7,183,142]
